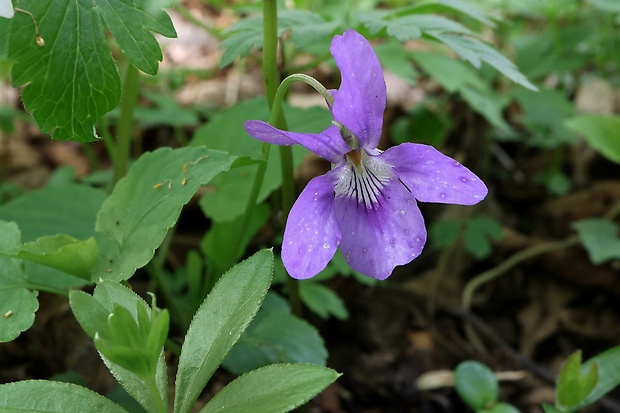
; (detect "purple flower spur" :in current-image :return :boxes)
[244,30,488,280]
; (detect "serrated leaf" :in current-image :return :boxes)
[200,364,340,413]
[454,361,499,410]
[0,0,13,19]
[219,9,337,68]
[411,0,496,26]
[94,0,175,74]
[410,51,512,133]
[0,380,129,413]
[557,351,598,410]
[572,218,620,265]
[8,0,175,141]
[94,146,235,281]
[0,183,106,242]
[565,115,620,164]
[191,98,330,222]
[223,312,328,375]
[375,39,418,85]
[0,221,39,342]
[299,283,349,320]
[428,32,537,91]
[174,250,273,413]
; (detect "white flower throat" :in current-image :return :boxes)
[334,150,394,209]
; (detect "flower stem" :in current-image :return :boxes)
[262,0,302,317]
[113,64,140,186]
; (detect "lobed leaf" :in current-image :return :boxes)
[8,0,175,141]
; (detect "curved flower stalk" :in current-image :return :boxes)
[244,30,488,280]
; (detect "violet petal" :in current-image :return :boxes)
[330,30,386,149]
[282,172,342,279]
[334,177,427,279]
[244,120,349,164]
[381,143,488,205]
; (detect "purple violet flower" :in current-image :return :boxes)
[244,30,488,280]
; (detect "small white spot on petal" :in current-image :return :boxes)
[323,244,330,249]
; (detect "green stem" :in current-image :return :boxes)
[113,64,140,186]
[148,377,168,413]
[263,0,302,318]
[263,0,279,107]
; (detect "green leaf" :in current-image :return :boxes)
[464,215,504,260]
[12,235,99,279]
[201,203,270,275]
[575,346,620,410]
[410,51,512,133]
[485,402,522,413]
[0,221,39,342]
[200,363,340,413]
[223,312,328,375]
[219,10,337,68]
[565,115,620,164]
[0,380,129,413]
[8,0,175,141]
[191,98,330,222]
[299,282,349,320]
[133,91,200,128]
[543,404,562,413]
[0,183,106,242]
[556,351,598,410]
[428,32,537,90]
[375,39,418,85]
[410,0,496,26]
[94,146,235,281]
[70,281,168,412]
[454,361,499,410]
[572,218,620,265]
[429,220,462,250]
[513,87,575,147]
[174,249,273,413]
